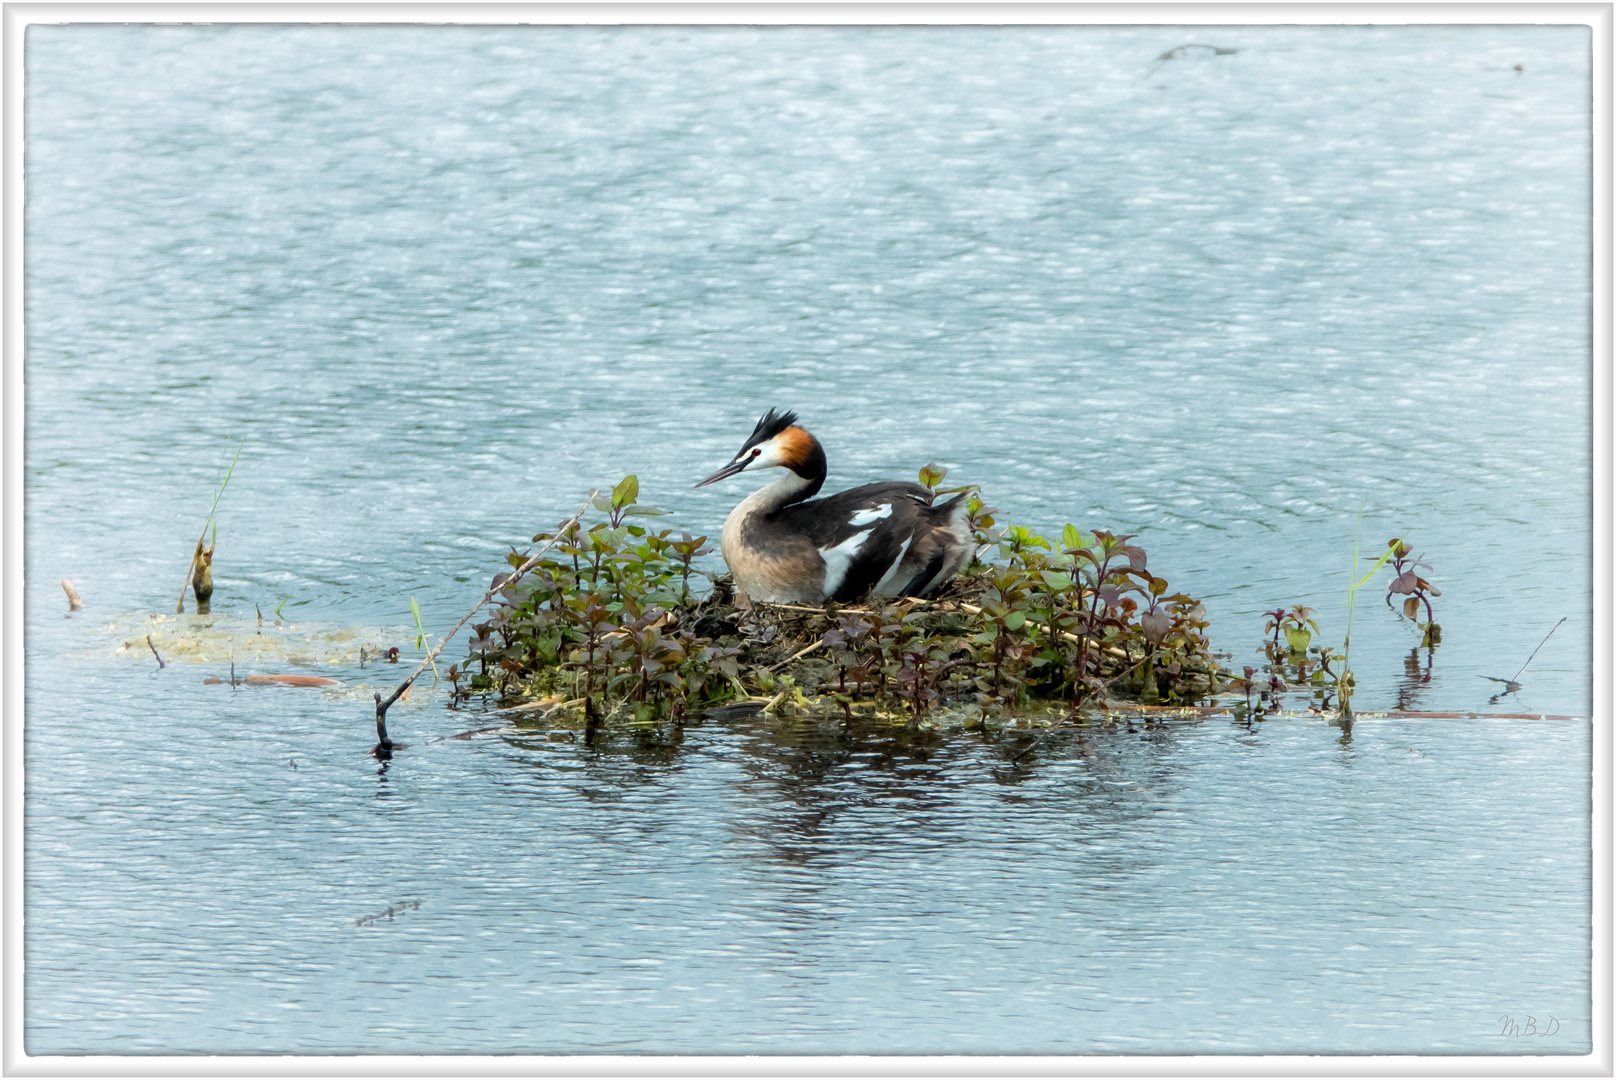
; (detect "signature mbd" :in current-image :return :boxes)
[1498,1014,1560,1038]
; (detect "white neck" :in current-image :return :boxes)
[739,468,814,515]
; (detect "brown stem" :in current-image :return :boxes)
[176,529,208,613]
[371,491,599,754]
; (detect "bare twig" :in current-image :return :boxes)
[1512,617,1567,684]
[371,492,599,757]
[60,578,82,611]
[766,637,826,672]
[490,696,574,717]
[1008,735,1044,762]
[146,634,165,669]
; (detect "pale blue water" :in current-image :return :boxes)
[23,24,1593,1056]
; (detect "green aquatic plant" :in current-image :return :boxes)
[1262,605,1320,660]
[409,597,426,650]
[1385,539,1442,647]
[176,439,244,614]
[1338,516,1398,720]
[1245,606,1348,720]
[460,471,1223,739]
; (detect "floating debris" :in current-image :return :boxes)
[104,612,410,701]
[353,899,424,928]
[1146,43,1239,79]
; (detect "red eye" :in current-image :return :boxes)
[751,449,761,458]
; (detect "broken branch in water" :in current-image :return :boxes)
[146,634,165,669]
[1476,617,1568,700]
[370,491,601,759]
[1512,617,1567,684]
[60,578,82,611]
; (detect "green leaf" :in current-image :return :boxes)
[1039,571,1074,592]
[1284,627,1312,653]
[1004,610,1027,630]
[612,475,639,509]
[409,596,425,649]
[1352,534,1402,591]
[1062,524,1084,551]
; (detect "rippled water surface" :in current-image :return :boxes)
[23,24,1593,1056]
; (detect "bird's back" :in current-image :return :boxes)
[758,482,969,602]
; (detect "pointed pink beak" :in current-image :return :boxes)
[695,456,751,488]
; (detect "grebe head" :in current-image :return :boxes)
[695,407,815,488]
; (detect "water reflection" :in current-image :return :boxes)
[1394,646,1434,711]
[487,711,1210,858]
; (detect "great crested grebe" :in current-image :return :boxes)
[695,408,975,605]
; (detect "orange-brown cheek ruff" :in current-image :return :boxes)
[774,426,814,470]
[700,408,976,606]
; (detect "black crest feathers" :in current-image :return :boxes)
[742,407,798,452]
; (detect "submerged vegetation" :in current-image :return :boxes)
[451,472,1224,741]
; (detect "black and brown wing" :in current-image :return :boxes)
[759,483,969,602]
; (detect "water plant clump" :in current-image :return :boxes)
[1385,539,1442,646]
[176,439,244,615]
[1238,604,1349,722]
[454,473,1223,740]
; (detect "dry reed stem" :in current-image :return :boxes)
[176,528,209,613]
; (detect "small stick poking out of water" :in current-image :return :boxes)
[60,579,82,611]
[1478,617,1569,699]
[146,634,165,669]
[1513,617,1567,684]
[369,490,598,759]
